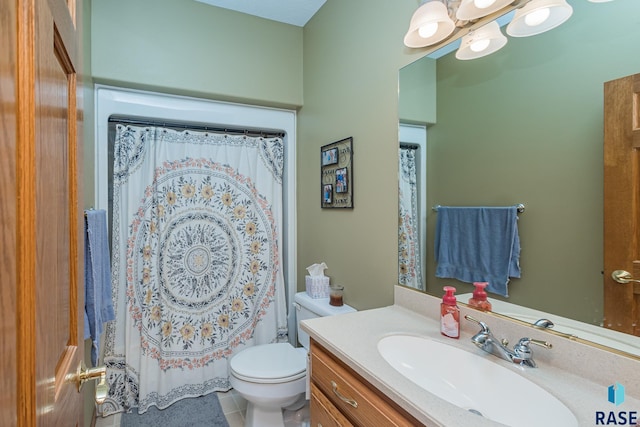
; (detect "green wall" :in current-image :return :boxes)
[91,0,303,108]
[399,56,437,125]
[425,0,640,324]
[89,0,426,312]
[298,0,425,309]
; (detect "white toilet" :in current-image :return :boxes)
[229,291,356,427]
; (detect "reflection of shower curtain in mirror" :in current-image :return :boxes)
[399,147,423,290]
[101,124,287,415]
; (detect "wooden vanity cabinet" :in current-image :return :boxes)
[309,339,423,427]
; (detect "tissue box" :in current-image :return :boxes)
[305,275,330,299]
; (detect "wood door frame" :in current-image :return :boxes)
[1,0,18,425]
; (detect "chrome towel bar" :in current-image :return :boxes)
[432,203,525,213]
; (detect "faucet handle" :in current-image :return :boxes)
[464,315,490,333]
[514,337,552,360]
[513,338,551,368]
[517,338,552,349]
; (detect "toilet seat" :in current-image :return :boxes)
[230,343,307,384]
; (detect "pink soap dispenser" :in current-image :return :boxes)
[440,286,460,339]
[468,282,492,311]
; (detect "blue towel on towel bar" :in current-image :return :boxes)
[434,206,521,297]
[84,209,115,366]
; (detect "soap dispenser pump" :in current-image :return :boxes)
[468,282,492,311]
[440,286,460,339]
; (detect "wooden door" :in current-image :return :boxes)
[603,73,640,337]
[3,0,84,425]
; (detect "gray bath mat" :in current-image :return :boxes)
[121,392,230,427]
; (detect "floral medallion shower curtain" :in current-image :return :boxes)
[101,124,287,415]
[398,147,423,290]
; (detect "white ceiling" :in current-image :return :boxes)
[194,0,327,27]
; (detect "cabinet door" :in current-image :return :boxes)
[311,383,355,427]
[311,342,422,427]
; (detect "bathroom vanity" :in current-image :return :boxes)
[310,340,420,426]
[302,286,640,426]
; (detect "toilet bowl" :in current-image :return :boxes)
[229,292,356,427]
[229,343,307,427]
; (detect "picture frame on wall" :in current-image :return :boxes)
[335,167,348,193]
[320,137,353,208]
[321,147,339,166]
[323,184,333,204]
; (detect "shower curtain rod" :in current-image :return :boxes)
[108,116,286,138]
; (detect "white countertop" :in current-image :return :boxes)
[301,286,640,426]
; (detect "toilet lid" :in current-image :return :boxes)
[230,343,306,383]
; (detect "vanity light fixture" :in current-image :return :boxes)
[404,0,521,50]
[403,0,456,48]
[455,21,508,60]
[404,0,589,60]
[506,0,573,37]
[456,0,515,21]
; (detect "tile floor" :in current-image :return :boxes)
[217,389,247,427]
[93,390,247,427]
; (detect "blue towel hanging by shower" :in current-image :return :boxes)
[434,206,521,297]
[84,209,115,366]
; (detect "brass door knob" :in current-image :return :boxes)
[67,361,108,404]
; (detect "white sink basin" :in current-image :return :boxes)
[377,335,578,427]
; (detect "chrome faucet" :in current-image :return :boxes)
[533,317,577,339]
[465,315,552,368]
[533,318,555,329]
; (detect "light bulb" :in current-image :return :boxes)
[524,7,550,26]
[470,39,491,52]
[474,0,496,9]
[418,22,439,39]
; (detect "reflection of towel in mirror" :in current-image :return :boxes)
[434,206,520,297]
[84,209,115,366]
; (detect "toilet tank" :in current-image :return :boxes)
[294,291,356,350]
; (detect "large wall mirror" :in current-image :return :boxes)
[398,0,640,356]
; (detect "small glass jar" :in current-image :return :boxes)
[329,284,344,307]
